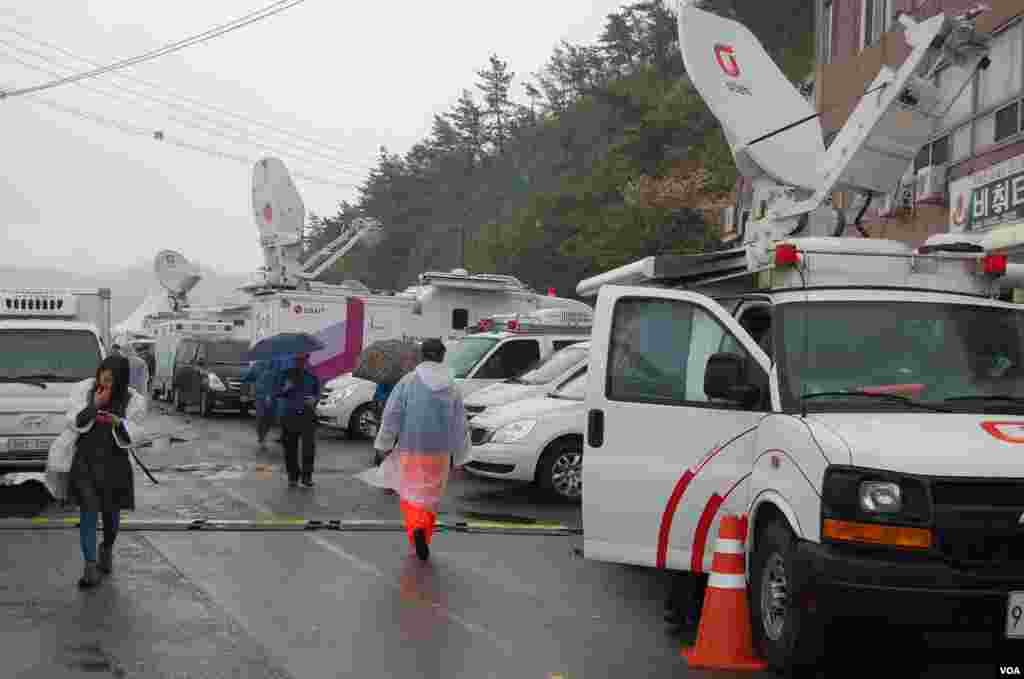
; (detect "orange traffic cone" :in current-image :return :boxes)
[681,514,768,671]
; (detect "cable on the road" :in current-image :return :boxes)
[0,24,378,167]
[10,89,360,190]
[0,0,309,100]
[0,46,370,178]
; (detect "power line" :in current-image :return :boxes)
[9,87,362,190]
[0,45,371,177]
[0,0,308,99]
[0,24,376,164]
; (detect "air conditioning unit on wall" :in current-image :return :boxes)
[915,165,947,205]
[877,169,916,217]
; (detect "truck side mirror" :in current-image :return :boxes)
[704,352,760,408]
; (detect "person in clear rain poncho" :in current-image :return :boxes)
[358,338,470,561]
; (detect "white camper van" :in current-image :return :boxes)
[0,288,111,470]
[578,3,1013,672]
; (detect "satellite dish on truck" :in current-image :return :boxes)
[252,157,306,289]
[676,1,825,189]
[154,249,201,312]
[252,157,304,246]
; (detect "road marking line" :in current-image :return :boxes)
[210,481,515,655]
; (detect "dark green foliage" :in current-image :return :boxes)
[304,0,813,298]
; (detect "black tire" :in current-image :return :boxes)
[349,403,378,441]
[199,390,213,418]
[536,437,583,502]
[174,389,185,413]
[749,519,826,675]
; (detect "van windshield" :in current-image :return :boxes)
[445,337,499,379]
[777,301,1024,414]
[206,341,249,365]
[0,329,102,382]
[511,346,588,385]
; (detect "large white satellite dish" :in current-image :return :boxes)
[252,157,305,246]
[154,249,201,311]
[676,2,826,189]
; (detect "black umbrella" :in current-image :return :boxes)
[246,332,325,362]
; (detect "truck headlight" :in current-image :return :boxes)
[207,373,226,391]
[821,466,932,549]
[859,481,901,513]
[491,419,537,444]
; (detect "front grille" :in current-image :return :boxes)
[931,478,1024,569]
[470,427,492,446]
[226,379,241,391]
[0,450,47,462]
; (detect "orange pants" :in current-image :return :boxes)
[400,499,436,547]
[397,454,448,548]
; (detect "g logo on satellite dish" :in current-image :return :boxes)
[714,44,740,77]
[981,421,1024,443]
[294,304,303,314]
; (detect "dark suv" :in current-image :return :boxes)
[172,337,251,417]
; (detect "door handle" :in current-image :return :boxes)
[587,409,604,448]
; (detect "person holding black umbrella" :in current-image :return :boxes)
[272,352,321,487]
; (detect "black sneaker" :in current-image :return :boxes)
[288,477,299,488]
[413,528,429,561]
[300,474,314,488]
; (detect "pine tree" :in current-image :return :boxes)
[476,54,515,154]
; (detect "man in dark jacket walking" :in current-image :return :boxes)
[273,353,320,487]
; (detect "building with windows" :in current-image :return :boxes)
[808,0,1024,249]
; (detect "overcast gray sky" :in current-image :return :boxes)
[0,0,625,276]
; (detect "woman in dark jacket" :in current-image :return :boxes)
[68,355,145,588]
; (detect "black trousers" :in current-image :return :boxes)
[281,413,316,479]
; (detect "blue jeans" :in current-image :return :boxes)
[79,511,120,562]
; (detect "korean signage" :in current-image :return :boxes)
[949,154,1024,232]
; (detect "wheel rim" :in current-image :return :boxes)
[550,449,582,498]
[359,408,379,438]
[760,552,789,642]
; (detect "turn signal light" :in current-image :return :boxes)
[823,518,931,549]
[775,243,800,267]
[981,253,1008,276]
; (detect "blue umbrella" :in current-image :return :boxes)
[246,332,325,362]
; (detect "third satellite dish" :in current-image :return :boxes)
[252,157,305,245]
[154,249,201,297]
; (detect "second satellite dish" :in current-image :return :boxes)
[155,249,201,296]
[252,157,305,245]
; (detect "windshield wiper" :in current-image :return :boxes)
[0,376,47,389]
[800,391,952,413]
[944,394,1024,406]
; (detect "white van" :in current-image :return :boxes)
[578,3,1007,672]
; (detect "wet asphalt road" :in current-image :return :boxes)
[0,404,1019,677]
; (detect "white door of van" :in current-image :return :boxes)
[583,285,771,572]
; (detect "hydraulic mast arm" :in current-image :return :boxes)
[295,217,384,281]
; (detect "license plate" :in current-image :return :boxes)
[1007,592,1024,638]
[5,438,52,451]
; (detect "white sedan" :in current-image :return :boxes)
[315,374,379,440]
[464,370,587,502]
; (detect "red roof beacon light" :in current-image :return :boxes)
[981,253,1008,277]
[774,243,800,267]
[506,319,519,331]
[547,287,556,297]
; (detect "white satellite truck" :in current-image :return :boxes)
[244,157,592,436]
[577,2,1020,670]
[0,288,111,470]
